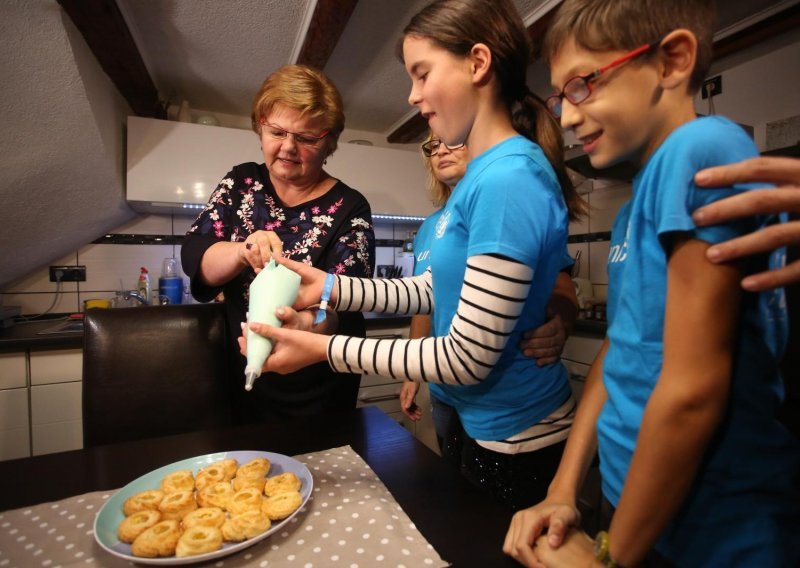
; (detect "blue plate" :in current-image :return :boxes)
[93,450,313,565]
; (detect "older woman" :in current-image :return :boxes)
[182,64,375,422]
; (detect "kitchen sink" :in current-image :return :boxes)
[37,319,84,335]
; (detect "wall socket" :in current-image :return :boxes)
[49,265,87,282]
[701,75,722,99]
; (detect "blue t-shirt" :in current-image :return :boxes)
[599,116,800,565]
[413,208,444,276]
[427,136,571,440]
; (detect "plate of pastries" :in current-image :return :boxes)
[93,450,313,565]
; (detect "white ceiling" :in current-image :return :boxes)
[119,0,547,136]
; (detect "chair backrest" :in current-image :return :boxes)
[82,302,233,447]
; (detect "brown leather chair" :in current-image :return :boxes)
[82,302,234,447]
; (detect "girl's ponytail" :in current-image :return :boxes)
[513,92,587,222]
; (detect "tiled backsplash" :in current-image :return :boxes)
[1,215,423,316]
[568,179,632,301]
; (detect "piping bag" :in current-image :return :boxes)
[244,258,301,391]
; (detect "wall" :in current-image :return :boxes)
[1,214,421,317]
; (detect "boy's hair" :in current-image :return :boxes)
[542,0,716,94]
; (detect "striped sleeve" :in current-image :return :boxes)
[328,255,532,384]
[334,269,433,315]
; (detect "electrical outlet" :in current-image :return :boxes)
[49,265,86,282]
[701,75,722,99]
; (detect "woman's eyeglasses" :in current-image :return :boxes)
[545,40,661,119]
[259,118,329,148]
[421,139,466,157]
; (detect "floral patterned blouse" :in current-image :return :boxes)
[181,162,375,418]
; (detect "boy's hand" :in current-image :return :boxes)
[503,500,581,565]
[238,322,328,374]
[531,529,595,568]
[693,156,800,291]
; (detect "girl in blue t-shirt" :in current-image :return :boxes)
[244,0,586,510]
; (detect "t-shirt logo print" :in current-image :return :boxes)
[435,210,450,239]
[608,221,630,264]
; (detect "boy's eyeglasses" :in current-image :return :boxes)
[421,139,466,157]
[259,118,329,148]
[546,40,661,119]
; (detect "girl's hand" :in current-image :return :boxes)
[272,255,331,309]
[240,230,284,273]
[239,322,328,374]
[503,500,581,566]
[531,529,595,568]
[520,313,566,366]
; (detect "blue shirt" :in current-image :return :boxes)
[428,136,571,440]
[413,208,444,276]
[599,116,800,565]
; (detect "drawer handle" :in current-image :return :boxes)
[359,393,400,403]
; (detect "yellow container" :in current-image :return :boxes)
[84,299,110,310]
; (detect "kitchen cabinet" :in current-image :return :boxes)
[0,353,29,460]
[30,349,83,456]
[0,348,83,461]
[127,117,432,217]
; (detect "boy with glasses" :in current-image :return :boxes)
[504,0,799,566]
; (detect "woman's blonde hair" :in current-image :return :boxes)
[422,132,455,208]
[250,64,345,156]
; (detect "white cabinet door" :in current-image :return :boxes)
[30,349,82,385]
[0,352,26,389]
[31,382,83,455]
[0,388,30,460]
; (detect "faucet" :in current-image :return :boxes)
[121,290,149,306]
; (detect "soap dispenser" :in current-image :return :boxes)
[137,267,151,305]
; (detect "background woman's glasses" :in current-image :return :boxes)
[421,139,466,157]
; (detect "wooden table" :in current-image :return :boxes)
[0,406,519,567]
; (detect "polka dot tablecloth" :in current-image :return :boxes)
[0,445,447,568]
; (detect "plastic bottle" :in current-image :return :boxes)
[158,258,183,305]
[244,259,301,391]
[137,267,151,305]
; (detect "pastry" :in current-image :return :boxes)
[117,509,161,543]
[123,489,165,516]
[160,469,195,493]
[175,526,223,557]
[216,458,239,479]
[182,506,225,529]
[130,519,182,558]
[235,457,269,480]
[195,464,227,491]
[158,489,197,520]
[232,475,266,492]
[264,472,302,496]
[262,490,302,521]
[196,481,234,510]
[221,510,271,542]
[227,487,264,515]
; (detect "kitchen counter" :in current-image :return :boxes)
[0,315,83,352]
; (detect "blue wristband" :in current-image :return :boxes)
[314,273,335,325]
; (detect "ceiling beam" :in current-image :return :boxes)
[296,0,359,69]
[57,0,164,118]
[386,1,800,145]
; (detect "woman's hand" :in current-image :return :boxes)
[273,256,331,309]
[520,312,566,366]
[693,156,800,291]
[241,230,284,273]
[503,499,582,566]
[400,381,422,421]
